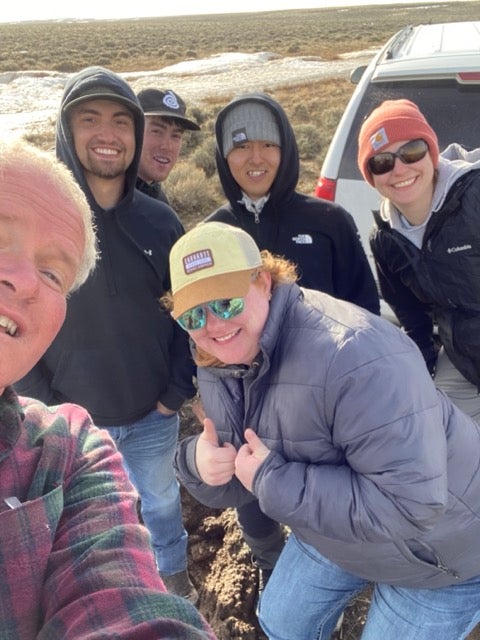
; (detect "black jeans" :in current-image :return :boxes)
[236,500,285,570]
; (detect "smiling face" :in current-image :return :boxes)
[0,164,84,393]
[69,98,136,184]
[371,139,435,224]
[138,116,184,183]
[227,141,281,200]
[186,271,272,366]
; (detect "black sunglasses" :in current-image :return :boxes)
[367,139,429,176]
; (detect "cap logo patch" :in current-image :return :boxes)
[183,249,214,274]
[370,127,389,151]
[163,90,180,111]
[232,127,248,147]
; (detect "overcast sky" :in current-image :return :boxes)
[0,0,457,23]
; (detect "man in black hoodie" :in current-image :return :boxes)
[205,92,380,604]
[15,66,198,603]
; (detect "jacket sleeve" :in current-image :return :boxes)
[252,336,448,544]
[331,209,380,315]
[39,405,215,640]
[371,236,438,374]
[158,324,197,411]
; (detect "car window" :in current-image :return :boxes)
[338,79,480,180]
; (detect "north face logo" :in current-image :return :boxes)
[292,234,313,244]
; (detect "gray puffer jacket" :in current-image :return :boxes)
[175,283,480,588]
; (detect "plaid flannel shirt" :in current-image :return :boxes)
[0,387,215,640]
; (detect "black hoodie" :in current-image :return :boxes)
[207,92,380,314]
[16,66,195,425]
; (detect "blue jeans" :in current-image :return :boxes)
[104,409,188,576]
[259,534,480,640]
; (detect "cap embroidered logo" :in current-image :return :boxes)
[183,250,215,275]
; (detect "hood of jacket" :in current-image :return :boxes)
[55,66,144,210]
[214,92,299,210]
[432,142,480,212]
[379,142,480,235]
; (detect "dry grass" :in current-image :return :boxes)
[13,1,480,228]
[1,2,479,72]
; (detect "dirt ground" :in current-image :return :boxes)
[178,401,480,640]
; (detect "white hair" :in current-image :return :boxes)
[0,139,98,291]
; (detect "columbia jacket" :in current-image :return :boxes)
[370,145,480,386]
[15,67,195,425]
[207,92,379,314]
[175,283,480,589]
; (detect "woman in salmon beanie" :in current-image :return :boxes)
[358,99,439,186]
[358,98,480,420]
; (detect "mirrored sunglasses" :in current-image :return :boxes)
[176,297,245,331]
[367,139,429,176]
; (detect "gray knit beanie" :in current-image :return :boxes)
[221,102,281,157]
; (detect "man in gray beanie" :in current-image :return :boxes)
[199,91,379,610]
[221,101,281,158]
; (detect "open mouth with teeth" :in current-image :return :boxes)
[94,147,119,156]
[213,329,240,343]
[0,315,18,336]
[153,155,170,165]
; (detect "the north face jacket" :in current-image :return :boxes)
[175,283,480,589]
[206,92,380,314]
[370,144,480,386]
[15,67,195,425]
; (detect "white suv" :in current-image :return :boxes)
[315,20,480,317]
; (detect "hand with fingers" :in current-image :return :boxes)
[195,417,237,486]
[235,428,271,492]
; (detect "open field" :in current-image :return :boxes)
[12,2,480,224]
[1,1,479,72]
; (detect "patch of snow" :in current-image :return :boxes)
[0,50,375,141]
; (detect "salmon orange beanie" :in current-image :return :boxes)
[357,99,439,186]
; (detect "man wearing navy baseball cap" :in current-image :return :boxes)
[136,88,200,204]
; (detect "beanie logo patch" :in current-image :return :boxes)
[232,127,248,148]
[183,249,214,275]
[370,127,389,151]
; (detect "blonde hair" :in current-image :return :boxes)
[0,139,98,291]
[163,250,297,368]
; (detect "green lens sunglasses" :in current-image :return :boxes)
[176,297,245,331]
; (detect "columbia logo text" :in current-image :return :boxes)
[447,244,472,254]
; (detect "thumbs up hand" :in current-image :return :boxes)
[235,428,271,492]
[195,418,237,486]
